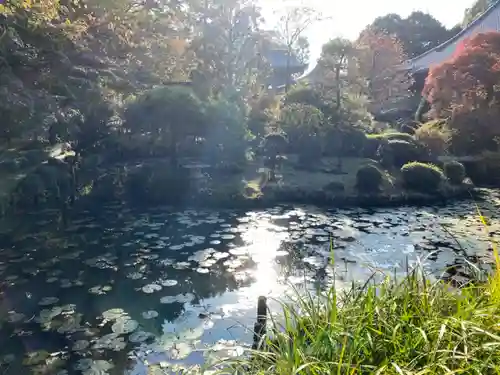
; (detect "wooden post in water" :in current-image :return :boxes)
[252,296,267,350]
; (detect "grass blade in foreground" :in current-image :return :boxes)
[220,266,500,374]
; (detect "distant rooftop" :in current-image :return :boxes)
[265,49,305,70]
[402,0,500,72]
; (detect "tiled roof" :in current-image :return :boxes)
[266,49,305,69]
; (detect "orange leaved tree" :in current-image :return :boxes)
[355,28,413,112]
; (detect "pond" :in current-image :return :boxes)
[0,190,499,375]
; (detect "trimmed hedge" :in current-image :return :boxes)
[356,165,383,193]
[444,161,466,184]
[401,162,444,193]
[379,139,423,168]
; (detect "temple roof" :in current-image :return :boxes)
[402,0,500,72]
[265,49,306,71]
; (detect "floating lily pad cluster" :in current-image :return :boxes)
[1,198,499,374]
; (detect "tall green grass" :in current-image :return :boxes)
[218,221,500,374]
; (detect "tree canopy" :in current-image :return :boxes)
[462,0,496,27]
[365,11,461,58]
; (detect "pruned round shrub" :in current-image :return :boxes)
[379,139,423,168]
[356,165,383,193]
[363,135,386,159]
[444,161,466,184]
[401,162,444,192]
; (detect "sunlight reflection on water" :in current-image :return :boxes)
[1,193,499,375]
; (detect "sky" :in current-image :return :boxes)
[260,0,476,67]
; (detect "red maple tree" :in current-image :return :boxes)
[423,31,500,155]
[424,31,500,114]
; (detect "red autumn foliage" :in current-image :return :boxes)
[423,31,500,155]
[424,31,500,114]
[356,28,413,110]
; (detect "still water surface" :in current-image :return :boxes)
[0,192,499,374]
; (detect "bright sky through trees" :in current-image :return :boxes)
[261,0,476,66]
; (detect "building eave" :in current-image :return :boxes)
[401,0,500,72]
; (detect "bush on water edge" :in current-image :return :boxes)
[218,233,500,374]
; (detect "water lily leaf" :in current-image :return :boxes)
[212,252,230,260]
[7,311,25,323]
[142,284,162,294]
[72,340,90,351]
[126,272,144,280]
[159,279,178,287]
[172,262,191,270]
[38,297,59,306]
[169,342,192,360]
[93,333,127,351]
[128,331,153,343]
[169,245,184,251]
[111,318,138,334]
[75,359,114,375]
[23,350,49,366]
[102,308,126,322]
[142,310,159,320]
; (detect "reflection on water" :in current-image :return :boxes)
[0,193,499,374]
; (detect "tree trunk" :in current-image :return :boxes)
[285,48,291,93]
[335,63,341,109]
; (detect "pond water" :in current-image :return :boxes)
[0,191,499,375]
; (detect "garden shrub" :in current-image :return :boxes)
[379,139,423,168]
[363,135,386,159]
[356,164,383,193]
[284,86,324,108]
[336,127,367,157]
[414,120,451,157]
[444,161,466,184]
[401,162,444,192]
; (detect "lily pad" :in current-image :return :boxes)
[93,333,127,351]
[169,342,192,360]
[142,310,159,320]
[126,272,144,280]
[102,308,126,322]
[7,311,25,323]
[142,284,162,294]
[38,297,59,306]
[128,331,153,343]
[111,318,138,334]
[159,279,178,287]
[23,350,49,366]
[72,340,90,351]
